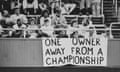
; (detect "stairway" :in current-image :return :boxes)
[103,0,117,25]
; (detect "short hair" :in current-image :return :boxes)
[17,19,21,22]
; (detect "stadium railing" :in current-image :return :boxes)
[0,27,119,39]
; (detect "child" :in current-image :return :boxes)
[27,18,39,38]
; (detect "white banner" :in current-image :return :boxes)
[42,37,108,67]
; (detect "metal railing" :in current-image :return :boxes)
[0,27,119,39]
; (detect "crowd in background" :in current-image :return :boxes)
[0,0,105,38]
[0,0,102,15]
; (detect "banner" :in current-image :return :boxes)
[42,37,108,67]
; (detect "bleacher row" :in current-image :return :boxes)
[26,15,104,25]
[26,15,106,35]
[0,0,119,38]
[103,0,120,38]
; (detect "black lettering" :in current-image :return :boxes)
[100,57,104,64]
[72,38,78,45]
[46,58,51,65]
[97,48,103,56]
[96,38,101,45]
[45,49,51,56]
[81,47,88,55]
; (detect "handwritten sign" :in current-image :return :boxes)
[42,38,108,67]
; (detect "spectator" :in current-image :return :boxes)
[68,21,84,38]
[71,21,79,28]
[12,19,27,38]
[40,10,51,27]
[1,10,12,24]
[81,17,96,37]
[80,0,92,10]
[0,12,2,20]
[10,8,28,24]
[52,10,67,28]
[0,19,13,38]
[2,10,10,19]
[63,2,76,15]
[60,2,68,15]
[67,21,79,35]
[27,18,39,38]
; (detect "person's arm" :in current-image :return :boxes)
[48,18,52,26]
[33,0,38,13]
[40,17,45,27]
[22,15,28,24]
[23,0,27,9]
[61,16,67,26]
[65,3,76,14]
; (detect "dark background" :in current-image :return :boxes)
[0,67,120,72]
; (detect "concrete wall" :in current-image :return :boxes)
[0,39,43,67]
[0,39,120,67]
[108,39,120,67]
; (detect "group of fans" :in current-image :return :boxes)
[0,0,104,38]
